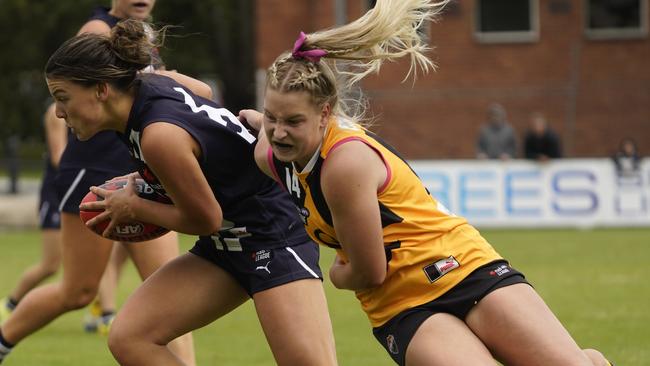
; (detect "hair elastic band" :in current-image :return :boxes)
[292,31,327,63]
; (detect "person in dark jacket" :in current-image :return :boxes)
[523,112,562,161]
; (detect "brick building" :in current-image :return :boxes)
[255,0,649,158]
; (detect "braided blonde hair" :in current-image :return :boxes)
[267,0,449,124]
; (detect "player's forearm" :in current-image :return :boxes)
[131,197,221,235]
[330,262,384,291]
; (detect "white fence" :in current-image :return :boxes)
[410,159,650,228]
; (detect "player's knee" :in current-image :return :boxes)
[40,263,59,277]
[60,284,98,310]
[108,318,149,364]
[107,326,132,363]
[583,348,610,366]
[274,345,337,366]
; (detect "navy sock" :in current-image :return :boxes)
[0,329,14,362]
[5,298,18,311]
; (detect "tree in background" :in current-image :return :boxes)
[155,0,255,112]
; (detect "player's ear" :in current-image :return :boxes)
[95,82,109,101]
[319,102,331,128]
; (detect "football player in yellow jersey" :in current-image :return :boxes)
[239,0,613,365]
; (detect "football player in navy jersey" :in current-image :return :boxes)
[39,19,337,366]
[0,2,203,365]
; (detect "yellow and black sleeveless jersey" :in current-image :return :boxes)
[267,118,503,327]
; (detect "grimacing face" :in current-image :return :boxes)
[46,78,105,141]
[263,89,330,169]
[112,0,156,20]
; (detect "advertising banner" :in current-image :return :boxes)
[410,159,650,228]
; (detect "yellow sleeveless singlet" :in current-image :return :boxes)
[268,119,503,327]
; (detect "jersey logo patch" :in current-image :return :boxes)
[298,206,310,225]
[423,256,460,283]
[386,334,399,355]
[489,264,511,277]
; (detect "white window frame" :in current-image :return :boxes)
[474,0,540,43]
[584,0,648,40]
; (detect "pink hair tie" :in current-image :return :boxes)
[292,31,327,63]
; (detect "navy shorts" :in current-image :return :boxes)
[54,168,126,214]
[38,179,60,229]
[189,238,323,296]
[372,260,528,366]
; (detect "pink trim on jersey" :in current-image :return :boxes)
[328,137,392,194]
[267,147,286,190]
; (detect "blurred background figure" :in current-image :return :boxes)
[523,112,562,162]
[612,138,645,215]
[476,103,517,160]
[612,138,641,179]
[3,135,21,194]
[1,104,66,326]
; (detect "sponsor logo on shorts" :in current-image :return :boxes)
[423,256,460,283]
[386,334,399,355]
[253,250,273,274]
[489,264,511,277]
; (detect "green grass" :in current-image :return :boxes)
[0,228,648,365]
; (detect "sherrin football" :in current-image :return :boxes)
[79,178,171,242]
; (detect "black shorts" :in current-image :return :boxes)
[189,237,323,296]
[54,168,124,214]
[372,260,528,366]
[38,182,60,229]
[39,166,61,229]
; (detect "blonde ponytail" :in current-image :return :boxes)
[267,0,450,124]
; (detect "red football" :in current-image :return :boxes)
[79,178,171,242]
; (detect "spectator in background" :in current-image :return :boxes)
[523,112,562,161]
[612,138,641,178]
[476,103,517,160]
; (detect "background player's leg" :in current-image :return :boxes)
[122,232,196,366]
[1,213,113,344]
[108,253,248,366]
[6,228,62,306]
[98,243,128,314]
[85,242,129,333]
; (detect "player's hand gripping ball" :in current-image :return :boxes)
[79,178,171,242]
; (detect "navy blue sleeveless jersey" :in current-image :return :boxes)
[88,6,119,27]
[121,74,309,250]
[58,6,137,174]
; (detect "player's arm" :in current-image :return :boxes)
[77,19,112,35]
[322,141,388,291]
[133,122,222,235]
[155,70,213,100]
[43,103,68,168]
[85,122,222,236]
[239,109,273,177]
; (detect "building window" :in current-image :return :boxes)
[474,0,539,43]
[585,0,648,39]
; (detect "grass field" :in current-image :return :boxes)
[0,228,648,365]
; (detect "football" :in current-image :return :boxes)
[79,178,171,242]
